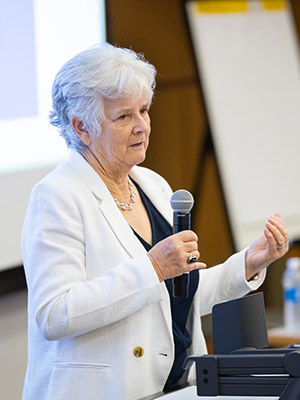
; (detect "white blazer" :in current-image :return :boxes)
[22,150,264,400]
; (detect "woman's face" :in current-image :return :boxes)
[89,91,151,174]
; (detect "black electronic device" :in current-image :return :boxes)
[212,292,269,354]
[183,348,300,398]
[183,292,300,398]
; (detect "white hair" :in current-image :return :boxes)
[49,43,157,152]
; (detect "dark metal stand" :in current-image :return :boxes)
[183,347,300,398]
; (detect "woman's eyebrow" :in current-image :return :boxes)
[117,107,132,113]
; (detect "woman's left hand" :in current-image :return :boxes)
[245,213,289,281]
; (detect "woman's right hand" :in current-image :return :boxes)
[147,231,207,282]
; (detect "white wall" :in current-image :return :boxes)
[186,0,300,250]
[0,289,27,400]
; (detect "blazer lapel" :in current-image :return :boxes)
[129,167,173,226]
[129,166,174,336]
[67,150,146,258]
[99,198,147,258]
[67,151,173,336]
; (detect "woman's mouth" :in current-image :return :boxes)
[130,142,143,148]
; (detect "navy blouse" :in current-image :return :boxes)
[131,182,199,393]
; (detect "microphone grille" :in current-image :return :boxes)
[170,189,194,214]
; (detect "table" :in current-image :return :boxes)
[140,385,279,400]
[268,326,300,348]
[152,386,279,399]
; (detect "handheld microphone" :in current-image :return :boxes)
[170,189,194,298]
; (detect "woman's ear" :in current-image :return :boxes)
[71,117,91,146]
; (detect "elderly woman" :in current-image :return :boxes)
[21,43,288,400]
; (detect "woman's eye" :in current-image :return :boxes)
[140,108,149,115]
[118,114,128,120]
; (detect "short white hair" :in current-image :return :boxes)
[49,43,157,152]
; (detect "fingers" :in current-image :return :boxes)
[177,230,198,243]
[172,231,203,270]
[268,214,288,236]
[148,231,206,282]
[265,222,285,244]
[265,213,289,252]
[186,250,201,263]
[266,215,288,241]
[175,231,199,260]
[181,256,207,274]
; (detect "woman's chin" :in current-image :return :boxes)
[128,154,146,168]
[129,148,147,165]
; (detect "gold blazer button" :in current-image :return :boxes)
[133,346,144,358]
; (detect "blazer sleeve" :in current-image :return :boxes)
[197,249,266,317]
[22,181,163,341]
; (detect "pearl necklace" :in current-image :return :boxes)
[114,177,136,210]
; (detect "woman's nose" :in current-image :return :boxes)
[132,113,150,134]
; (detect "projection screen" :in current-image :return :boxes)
[0,0,106,271]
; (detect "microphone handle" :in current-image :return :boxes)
[172,212,191,298]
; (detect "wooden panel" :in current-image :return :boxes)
[144,84,206,191]
[106,0,196,81]
[106,0,234,268]
[193,152,234,266]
